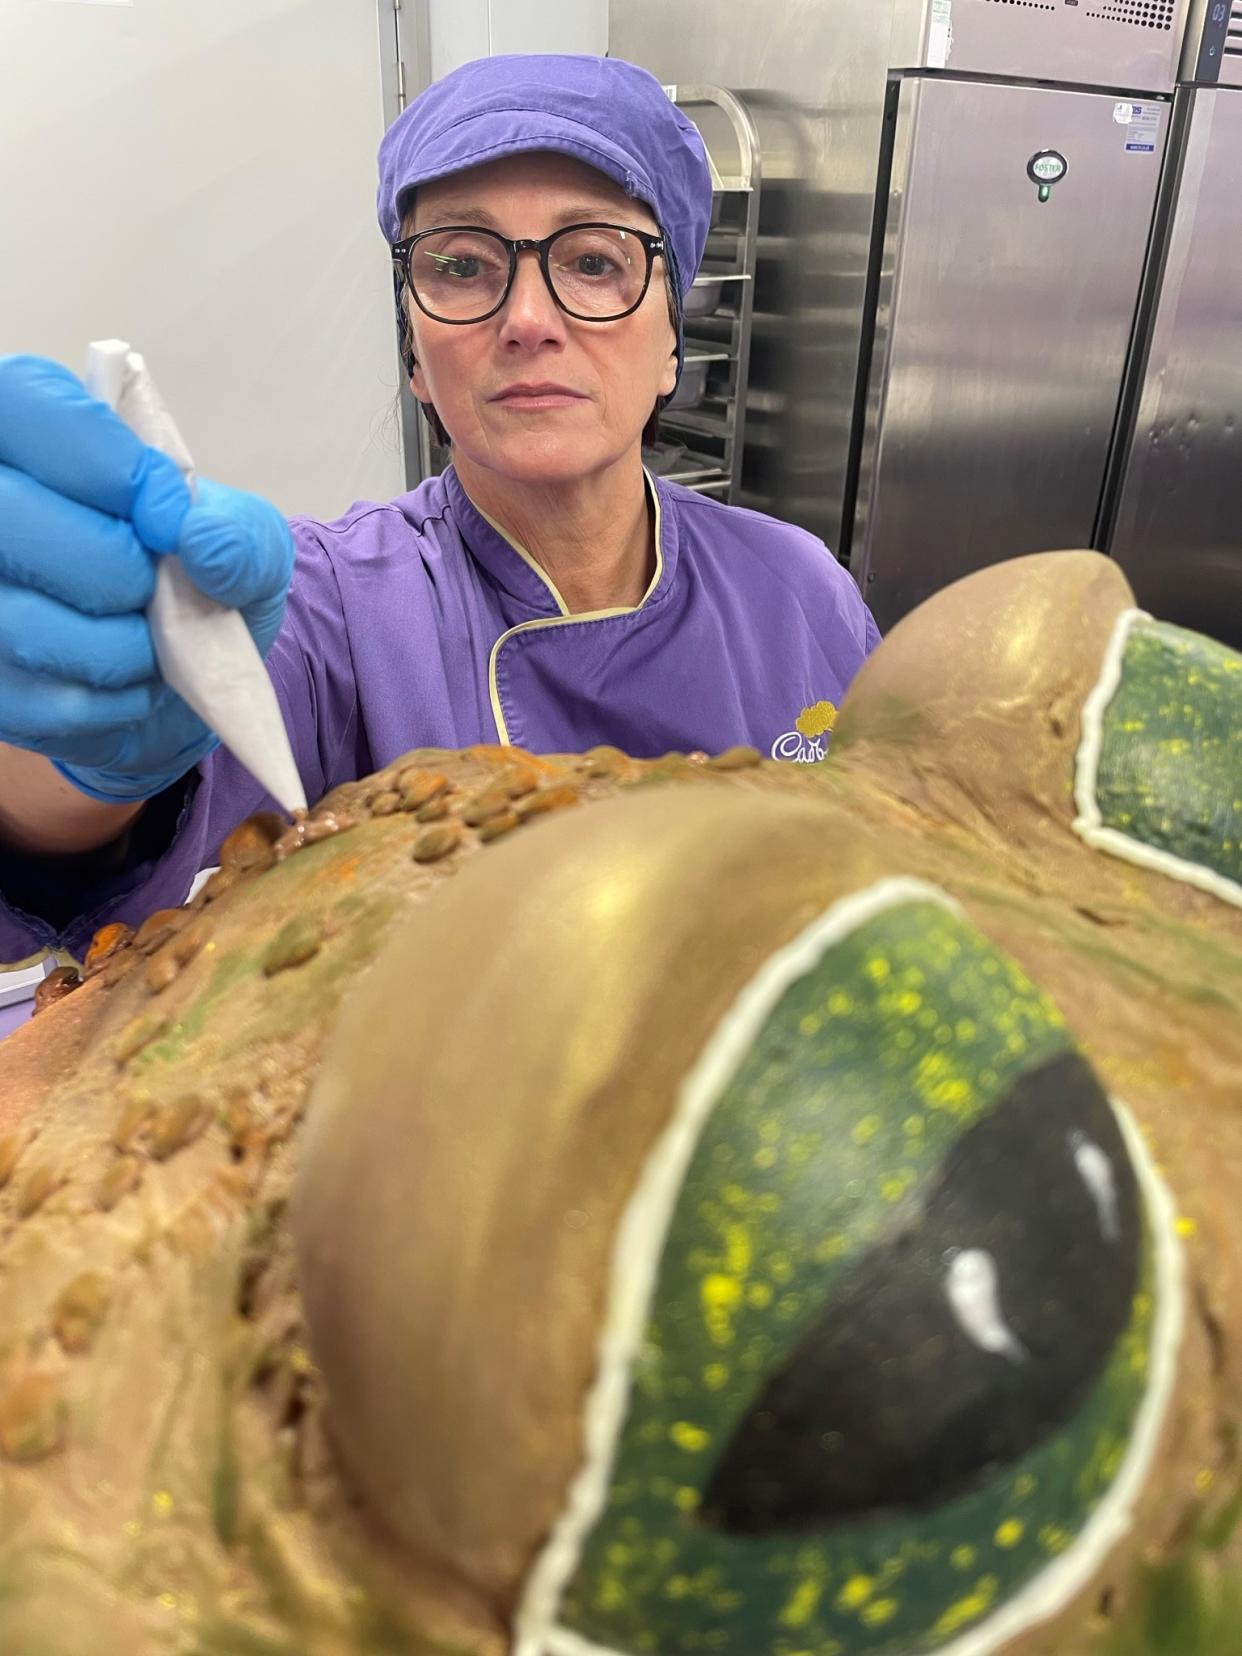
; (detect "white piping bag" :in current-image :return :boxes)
[85,340,307,815]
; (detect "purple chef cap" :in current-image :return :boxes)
[377,53,713,306]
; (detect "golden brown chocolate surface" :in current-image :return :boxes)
[0,555,1239,1655]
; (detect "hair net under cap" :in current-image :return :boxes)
[376,54,713,302]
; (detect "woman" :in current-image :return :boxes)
[0,54,878,964]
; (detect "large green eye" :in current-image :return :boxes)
[516,886,1180,1656]
[1075,614,1242,906]
[699,1049,1138,1535]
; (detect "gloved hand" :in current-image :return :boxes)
[0,355,294,803]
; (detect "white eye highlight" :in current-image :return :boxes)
[944,1247,1029,1365]
[1069,1129,1122,1242]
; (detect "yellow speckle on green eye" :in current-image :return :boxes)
[835,1574,874,1611]
[780,1578,824,1628]
[724,1223,752,1277]
[995,1519,1024,1549]
[813,1233,848,1263]
[1038,1525,1071,1555]
[894,989,922,1015]
[746,1282,773,1308]
[917,1049,947,1081]
[701,1273,741,1311]
[702,1362,729,1391]
[903,1114,925,1136]
[934,1577,998,1636]
[669,1421,710,1453]
[595,1576,626,1611]
[861,1598,899,1627]
[1014,1473,1036,1498]
[864,954,891,983]
[826,990,854,1015]
[754,1146,778,1169]
[950,1545,977,1571]
[930,1077,972,1109]
[879,1166,917,1203]
[852,1114,881,1145]
[700,1272,742,1344]
[799,1013,822,1037]
[673,1486,700,1512]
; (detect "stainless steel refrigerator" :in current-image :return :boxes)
[850,0,1189,629]
[1103,0,1242,646]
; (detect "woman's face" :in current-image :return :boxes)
[406,152,679,489]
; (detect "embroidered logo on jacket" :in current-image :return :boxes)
[771,699,837,763]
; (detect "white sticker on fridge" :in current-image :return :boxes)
[928,0,953,69]
[1125,103,1161,154]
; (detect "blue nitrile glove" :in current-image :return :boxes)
[0,355,294,804]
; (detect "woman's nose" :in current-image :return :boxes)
[498,251,567,347]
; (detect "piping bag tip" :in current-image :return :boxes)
[85,341,308,817]
[151,557,309,817]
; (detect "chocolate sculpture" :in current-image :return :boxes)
[0,552,1239,1655]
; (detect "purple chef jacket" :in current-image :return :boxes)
[0,466,878,965]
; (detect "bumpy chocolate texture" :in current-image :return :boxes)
[0,552,1239,1656]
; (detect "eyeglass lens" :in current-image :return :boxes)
[408,226,650,321]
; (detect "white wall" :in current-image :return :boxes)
[0,0,406,520]
[428,0,607,83]
[0,0,611,519]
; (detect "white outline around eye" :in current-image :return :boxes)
[512,871,1185,1656]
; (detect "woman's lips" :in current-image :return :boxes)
[491,384,589,409]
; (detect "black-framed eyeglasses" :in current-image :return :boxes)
[391,222,666,325]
